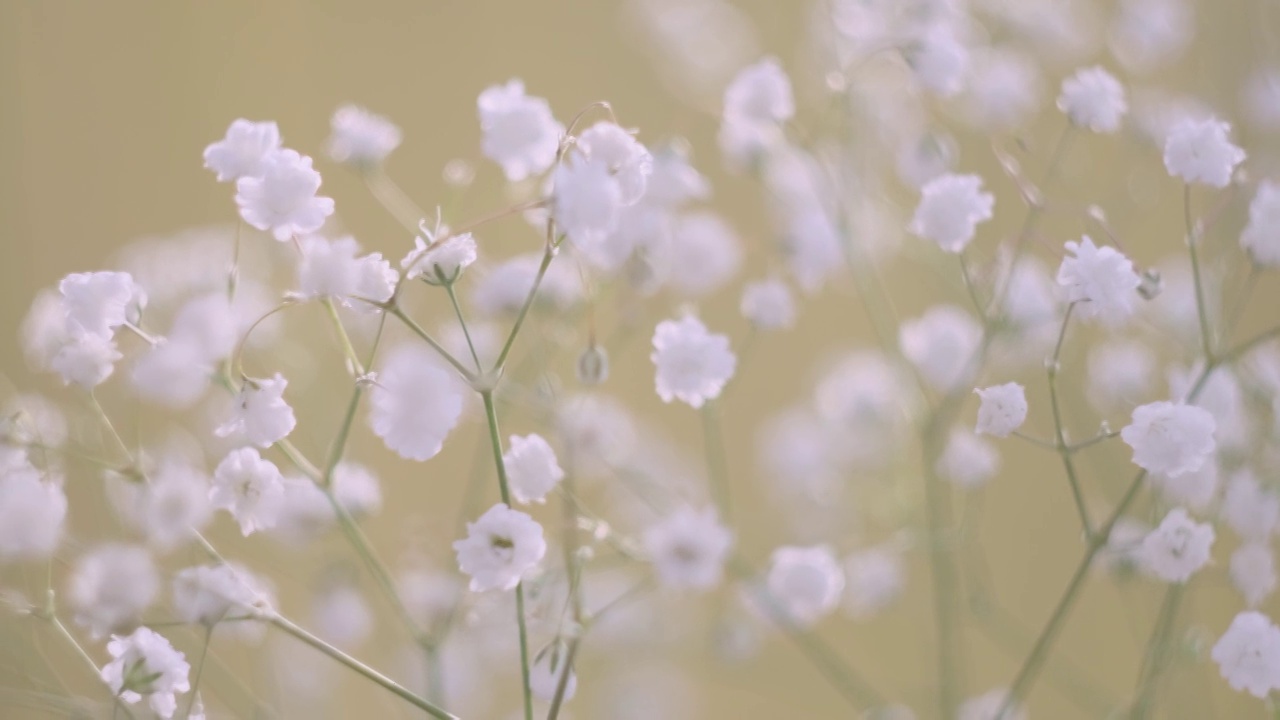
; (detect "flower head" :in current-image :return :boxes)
[1141,507,1215,583]
[324,105,401,166]
[0,458,66,561]
[69,544,159,637]
[740,278,797,330]
[296,235,396,307]
[1120,401,1215,477]
[766,545,844,626]
[210,447,285,536]
[216,374,296,449]
[643,506,734,591]
[101,627,190,718]
[203,119,281,182]
[1231,543,1277,608]
[503,433,565,504]
[842,546,906,618]
[651,315,737,408]
[974,383,1028,438]
[478,79,563,182]
[1212,611,1280,698]
[909,173,995,253]
[1241,181,1280,266]
[368,345,465,461]
[1058,66,1127,132]
[899,305,982,392]
[401,231,478,285]
[453,503,547,592]
[235,149,335,241]
[1163,116,1245,187]
[1056,236,1141,325]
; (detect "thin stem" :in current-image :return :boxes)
[545,638,580,720]
[700,400,732,523]
[480,390,534,720]
[921,430,962,718]
[444,283,483,371]
[182,625,213,720]
[958,252,987,323]
[322,298,365,376]
[446,198,548,238]
[1011,431,1058,451]
[363,169,425,232]
[1068,431,1119,453]
[1130,584,1186,719]
[493,245,556,371]
[227,218,242,300]
[1046,303,1091,536]
[1185,184,1216,361]
[389,307,477,382]
[321,309,387,486]
[268,614,457,720]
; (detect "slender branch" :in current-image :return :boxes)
[48,616,138,720]
[1185,184,1216,361]
[700,400,732,523]
[389,307,477,382]
[444,282,483,371]
[1046,303,1091,536]
[322,298,365,376]
[545,639,580,720]
[1129,584,1187,719]
[363,169,425,233]
[493,245,557,372]
[182,625,213,720]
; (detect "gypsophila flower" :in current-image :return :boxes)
[1087,339,1156,413]
[297,235,397,307]
[530,644,578,702]
[578,121,653,205]
[961,48,1042,131]
[478,79,563,182]
[1163,116,1245,187]
[841,546,905,619]
[936,429,1000,489]
[1231,543,1277,608]
[740,278,796,330]
[453,503,547,592]
[1057,66,1127,132]
[663,211,744,298]
[1240,181,1280,266]
[368,344,464,461]
[68,543,159,637]
[235,149,335,241]
[899,305,982,393]
[324,105,401,166]
[906,27,969,97]
[50,332,122,389]
[203,119,282,182]
[766,545,844,626]
[210,447,285,536]
[101,627,190,718]
[172,563,270,625]
[0,459,66,561]
[958,688,1027,720]
[1101,517,1150,574]
[651,315,737,408]
[401,232,478,284]
[1141,507,1215,583]
[643,506,734,591]
[1220,469,1280,541]
[1212,611,1280,698]
[908,173,994,253]
[58,271,145,339]
[1056,236,1141,325]
[554,154,624,251]
[1120,401,1216,477]
[974,383,1028,438]
[1152,460,1219,512]
[503,433,565,504]
[216,374,296,448]
[719,57,794,166]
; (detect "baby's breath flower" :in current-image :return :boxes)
[1141,507,1214,583]
[974,383,1027,438]
[401,233,478,284]
[1056,236,1141,325]
[503,433,565,505]
[1162,116,1245,187]
[478,79,563,182]
[297,235,397,307]
[651,315,736,409]
[909,173,994,253]
[203,119,281,182]
[936,429,1000,489]
[210,447,285,536]
[899,305,982,393]
[841,546,905,619]
[101,627,190,719]
[324,105,401,166]
[1231,543,1277,608]
[0,457,66,561]
[643,506,734,591]
[765,545,844,626]
[69,543,159,637]
[216,374,296,449]
[172,563,271,625]
[1057,66,1127,133]
[1120,401,1215,477]
[740,278,796,330]
[368,345,464,461]
[235,149,335,241]
[1220,469,1280,541]
[1212,611,1280,698]
[453,503,547,592]
[1240,180,1280,266]
[958,688,1026,720]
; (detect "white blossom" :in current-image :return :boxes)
[899,305,982,393]
[58,271,145,338]
[478,79,563,182]
[974,383,1027,438]
[765,545,844,626]
[909,173,994,253]
[1212,611,1280,698]
[1056,236,1141,325]
[906,27,969,97]
[651,315,736,408]
[216,374,296,449]
[235,149,335,241]
[960,48,1042,131]
[719,57,794,166]
[936,429,1000,489]
[1220,470,1280,541]
[210,448,285,536]
[0,460,66,561]
[401,233,478,283]
[1163,116,1245,188]
[1120,401,1216,477]
[1240,181,1280,267]
[368,345,465,461]
[324,105,401,166]
[50,332,122,389]
[312,585,373,650]
[841,546,905,619]
[740,278,796,330]
[661,211,743,298]
[642,506,734,591]
[297,235,396,307]
[1231,543,1277,608]
[453,503,547,592]
[503,433,565,504]
[1057,66,1127,132]
[1141,507,1215,583]
[101,627,190,718]
[1152,460,1219,513]
[577,121,653,205]
[172,563,271,625]
[1109,0,1194,74]
[68,544,159,637]
[203,119,281,182]
[1086,340,1155,414]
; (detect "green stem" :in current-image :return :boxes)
[322,298,365,376]
[182,625,213,720]
[700,400,732,523]
[1046,304,1091,536]
[389,307,477,382]
[269,614,457,720]
[545,638,581,720]
[1130,584,1187,719]
[1185,184,1216,362]
[444,282,483,371]
[50,616,138,720]
[493,244,556,371]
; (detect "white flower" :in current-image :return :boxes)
[401,233,478,283]
[59,271,145,338]
[216,374,296,448]
[642,506,734,591]
[478,79,563,182]
[210,448,285,536]
[651,315,737,408]
[1220,470,1280,541]
[0,462,66,561]
[958,688,1026,720]
[960,48,1042,131]
[936,429,1000,489]
[1086,340,1155,414]
[1057,66,1127,132]
[235,149,335,241]
[1056,236,1141,325]
[530,644,577,702]
[577,121,653,205]
[842,546,905,619]
[368,345,465,461]
[974,383,1027,438]
[740,278,796,330]
[101,627,190,719]
[1109,0,1194,74]
[1120,401,1216,477]
[129,340,213,409]
[1231,543,1277,608]
[50,332,122,389]
[1141,507,1215,583]
[68,544,159,637]
[724,57,795,126]
[453,503,547,592]
[324,105,401,166]
[1163,116,1245,187]
[909,173,994,253]
[1212,611,1280,698]
[297,235,397,307]
[133,462,213,551]
[503,434,565,505]
[172,563,270,625]
[1240,181,1280,266]
[906,27,969,97]
[765,545,844,626]
[554,154,623,251]
[662,211,744,298]
[203,119,282,182]
[899,305,982,393]
[1152,460,1219,512]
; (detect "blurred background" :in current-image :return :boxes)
[3,0,1280,718]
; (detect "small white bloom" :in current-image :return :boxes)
[59,271,145,338]
[899,305,982,393]
[471,252,583,316]
[216,374,296,449]
[1086,340,1155,414]
[324,105,401,166]
[69,544,159,637]
[1058,66,1127,132]
[719,57,794,167]
[1212,611,1280,698]
[1056,236,1141,325]
[842,546,905,619]
[1220,470,1280,541]
[958,688,1026,720]
[172,563,271,625]
[1163,116,1245,187]
[1109,0,1193,74]
[503,434,565,504]
[1141,507,1215,583]
[1245,69,1280,130]
[1120,401,1216,477]
[1231,543,1277,608]
[937,429,1000,489]
[210,448,285,536]
[1240,181,1280,267]
[453,503,547,592]
[960,48,1042,131]
[50,332,122,389]
[401,233,478,283]
[235,149,335,241]
[1152,460,1219,513]
[651,315,737,408]
[765,545,844,626]
[1101,517,1150,574]
[530,644,577,702]
[101,627,190,719]
[129,340,213,409]
[297,235,396,307]
[577,122,653,205]
[368,345,465,461]
[643,506,734,591]
[906,27,969,97]
[134,462,213,550]
[0,462,66,561]
[478,79,563,182]
[203,119,282,182]
[740,278,796,330]
[554,154,623,251]
[909,173,994,253]
[662,211,744,298]
[974,383,1028,438]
